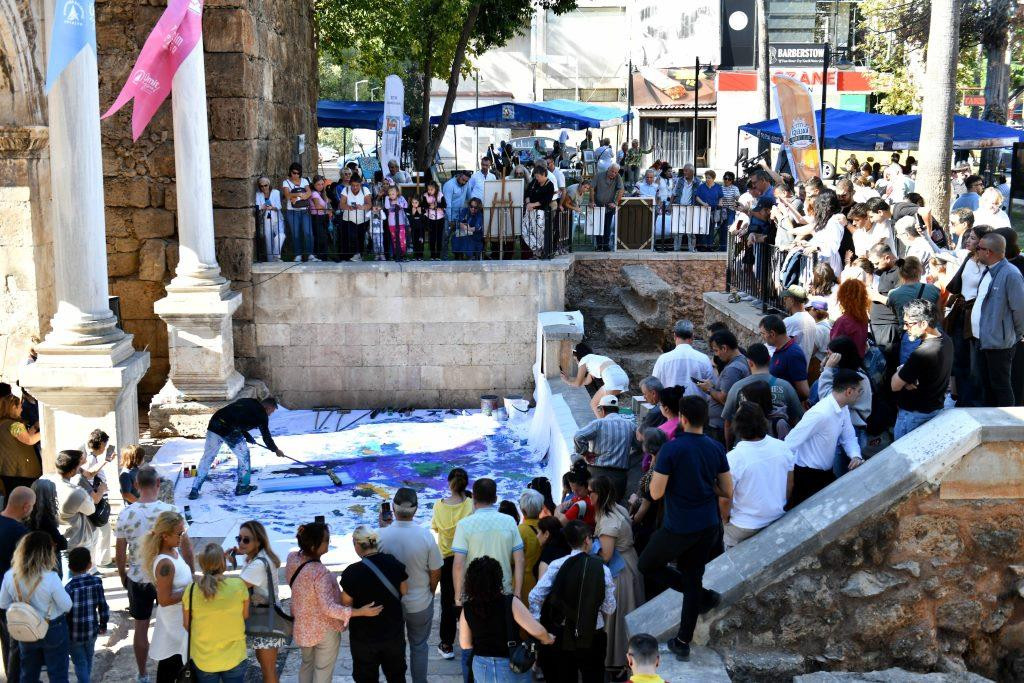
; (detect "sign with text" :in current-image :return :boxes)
[773,74,821,182]
[964,94,985,107]
[769,43,827,67]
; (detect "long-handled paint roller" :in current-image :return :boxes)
[252,440,352,488]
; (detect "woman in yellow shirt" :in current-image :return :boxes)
[430,467,473,659]
[183,543,250,682]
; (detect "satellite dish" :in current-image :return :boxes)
[821,161,836,180]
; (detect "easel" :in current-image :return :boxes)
[486,170,515,260]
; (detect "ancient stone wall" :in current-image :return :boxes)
[250,260,569,409]
[96,0,318,397]
[708,477,1024,680]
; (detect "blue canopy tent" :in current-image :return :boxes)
[739,107,1024,151]
[430,98,632,130]
[316,99,410,129]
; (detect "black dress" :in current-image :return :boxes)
[524,180,556,258]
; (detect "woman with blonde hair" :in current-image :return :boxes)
[286,522,381,683]
[0,393,41,496]
[183,543,249,682]
[0,531,72,681]
[119,444,146,504]
[227,520,284,682]
[142,510,192,682]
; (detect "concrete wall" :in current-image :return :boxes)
[250,259,570,409]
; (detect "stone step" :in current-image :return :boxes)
[620,264,672,330]
[655,644,732,682]
[615,350,662,384]
[795,668,995,682]
[603,313,642,348]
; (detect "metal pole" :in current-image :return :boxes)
[694,56,700,171]
[626,60,634,143]
[819,44,830,176]
[475,70,480,163]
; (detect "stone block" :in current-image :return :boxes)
[313,323,346,347]
[319,346,361,367]
[255,323,289,347]
[442,365,501,392]
[213,207,256,239]
[213,178,260,209]
[105,177,151,208]
[619,264,672,330]
[107,251,139,277]
[215,237,253,281]
[603,313,642,348]
[165,242,179,275]
[233,321,256,358]
[109,280,166,319]
[104,208,133,238]
[145,141,176,178]
[133,208,175,238]
[138,239,167,281]
[288,325,317,347]
[204,9,257,53]
[209,140,260,179]
[204,53,257,98]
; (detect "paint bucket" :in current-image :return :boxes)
[480,395,500,416]
[504,394,530,427]
[495,407,508,421]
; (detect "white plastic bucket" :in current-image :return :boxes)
[504,395,530,426]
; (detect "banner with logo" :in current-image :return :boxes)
[772,74,821,182]
[102,0,204,140]
[380,75,404,170]
[45,0,97,93]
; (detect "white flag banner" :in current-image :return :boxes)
[380,74,404,170]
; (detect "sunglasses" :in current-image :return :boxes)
[236,535,253,544]
[259,183,270,188]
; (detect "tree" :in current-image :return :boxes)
[756,0,770,155]
[315,0,578,171]
[916,0,961,225]
[978,0,1016,176]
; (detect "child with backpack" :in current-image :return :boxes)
[64,547,108,683]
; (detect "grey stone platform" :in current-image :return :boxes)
[625,408,1024,641]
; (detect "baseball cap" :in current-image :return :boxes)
[598,395,619,408]
[806,300,828,311]
[783,284,808,301]
[393,487,419,512]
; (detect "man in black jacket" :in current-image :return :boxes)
[188,397,285,499]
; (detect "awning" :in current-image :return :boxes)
[739,107,1024,151]
[430,99,632,130]
[316,100,411,130]
[631,68,717,109]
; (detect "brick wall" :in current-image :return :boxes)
[249,261,570,409]
[96,0,318,397]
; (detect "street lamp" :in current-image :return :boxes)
[370,87,381,100]
[354,79,369,101]
[818,45,853,173]
[693,58,717,170]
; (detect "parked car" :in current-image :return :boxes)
[318,145,340,163]
[509,136,577,167]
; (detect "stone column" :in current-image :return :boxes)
[152,38,245,418]
[19,47,149,475]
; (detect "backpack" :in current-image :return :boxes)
[6,575,48,642]
[540,553,605,651]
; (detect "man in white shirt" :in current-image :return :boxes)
[651,320,714,395]
[895,216,935,270]
[545,157,565,202]
[783,369,864,508]
[378,488,442,683]
[466,157,496,203]
[722,403,795,548]
[385,160,412,184]
[780,285,819,370]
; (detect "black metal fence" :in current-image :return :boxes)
[726,233,823,314]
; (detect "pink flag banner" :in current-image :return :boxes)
[102,0,204,140]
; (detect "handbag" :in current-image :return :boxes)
[244,556,294,640]
[287,179,310,209]
[176,585,197,682]
[87,493,111,527]
[504,594,537,674]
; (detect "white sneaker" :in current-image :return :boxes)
[351,254,362,262]
[137,675,151,683]
[308,256,320,262]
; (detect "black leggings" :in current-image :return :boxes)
[156,655,184,683]
[439,555,460,647]
[427,218,445,258]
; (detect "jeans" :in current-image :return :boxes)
[832,428,868,478]
[461,647,473,683]
[193,431,251,493]
[471,655,530,682]
[19,618,70,683]
[893,408,943,441]
[70,635,96,683]
[195,659,248,683]
[439,555,459,647]
[405,600,434,683]
[637,524,720,643]
[286,209,313,259]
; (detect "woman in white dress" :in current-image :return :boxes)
[255,176,284,261]
[561,342,631,417]
[141,510,192,683]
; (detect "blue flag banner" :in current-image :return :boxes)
[45,0,97,93]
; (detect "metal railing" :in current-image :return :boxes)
[254,201,730,263]
[726,232,818,314]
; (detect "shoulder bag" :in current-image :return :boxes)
[176,585,196,682]
[244,556,294,640]
[287,180,310,209]
[504,594,537,674]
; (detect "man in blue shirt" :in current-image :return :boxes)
[951,174,983,211]
[442,171,470,258]
[759,314,810,401]
[695,170,725,250]
[638,397,732,661]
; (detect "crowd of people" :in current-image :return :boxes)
[728,154,1024,409]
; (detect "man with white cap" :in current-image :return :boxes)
[572,394,637,502]
[378,487,442,683]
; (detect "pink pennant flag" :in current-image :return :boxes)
[102,0,204,140]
